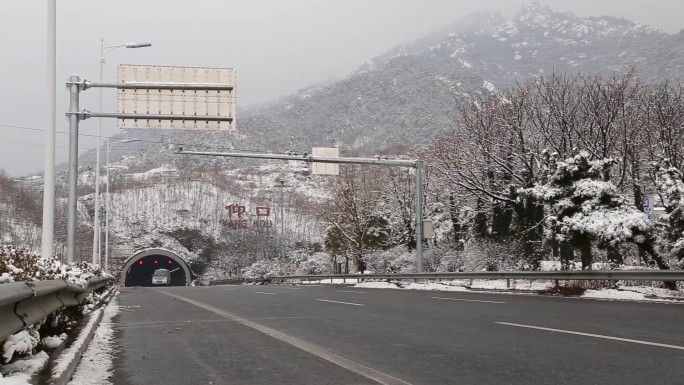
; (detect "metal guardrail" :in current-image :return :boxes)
[0,276,113,342]
[208,278,246,286]
[263,270,684,283]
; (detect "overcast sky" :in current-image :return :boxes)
[1,0,683,176]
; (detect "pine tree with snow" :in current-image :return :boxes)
[655,159,684,266]
[521,151,671,273]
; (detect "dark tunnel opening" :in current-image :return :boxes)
[124,255,188,286]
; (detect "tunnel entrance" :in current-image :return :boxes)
[120,248,192,286]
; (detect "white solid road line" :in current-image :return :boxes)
[316,299,366,307]
[334,290,367,294]
[158,290,411,385]
[254,291,276,295]
[221,288,236,291]
[496,322,684,351]
[432,296,505,304]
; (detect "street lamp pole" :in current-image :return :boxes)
[41,0,56,260]
[104,138,138,272]
[93,40,151,266]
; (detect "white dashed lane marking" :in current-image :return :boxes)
[316,299,366,307]
[496,322,684,350]
[432,296,505,304]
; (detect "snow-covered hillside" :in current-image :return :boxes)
[105,160,327,277]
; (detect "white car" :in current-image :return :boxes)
[151,269,170,285]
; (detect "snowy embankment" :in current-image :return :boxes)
[299,259,682,302]
[66,296,119,385]
[0,247,114,382]
[344,280,683,302]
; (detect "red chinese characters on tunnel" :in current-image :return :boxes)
[222,204,273,229]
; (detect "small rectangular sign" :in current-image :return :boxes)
[117,64,236,130]
[422,219,434,239]
[312,147,340,175]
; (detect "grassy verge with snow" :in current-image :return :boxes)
[0,247,113,380]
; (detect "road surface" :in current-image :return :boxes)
[110,284,684,384]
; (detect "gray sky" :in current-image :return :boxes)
[1,0,683,176]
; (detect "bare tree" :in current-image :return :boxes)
[317,165,386,272]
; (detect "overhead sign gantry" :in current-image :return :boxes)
[63,65,236,263]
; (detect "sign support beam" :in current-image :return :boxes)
[178,149,425,272]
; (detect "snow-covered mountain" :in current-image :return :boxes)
[236,2,683,151]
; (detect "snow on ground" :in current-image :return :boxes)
[582,287,682,302]
[0,372,32,384]
[350,280,683,302]
[51,309,104,380]
[127,165,177,180]
[353,282,399,289]
[354,279,554,291]
[0,351,49,384]
[311,278,359,284]
[619,286,684,298]
[402,282,468,292]
[41,334,66,349]
[582,289,650,301]
[68,296,120,385]
[2,328,40,363]
[483,80,498,93]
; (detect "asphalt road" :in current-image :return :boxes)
[110,284,684,385]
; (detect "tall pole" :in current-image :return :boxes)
[415,160,423,273]
[41,0,56,259]
[104,140,111,272]
[93,41,150,266]
[104,138,138,272]
[66,75,81,263]
[92,39,104,266]
[278,179,285,259]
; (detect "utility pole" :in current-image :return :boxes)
[276,179,286,259]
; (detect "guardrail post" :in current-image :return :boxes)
[506,279,510,289]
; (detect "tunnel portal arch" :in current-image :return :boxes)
[120,248,193,286]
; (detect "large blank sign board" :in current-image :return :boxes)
[312,147,340,175]
[117,64,236,130]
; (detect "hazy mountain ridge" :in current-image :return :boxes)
[73,2,684,172]
[231,2,684,156]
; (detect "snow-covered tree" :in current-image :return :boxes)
[521,151,669,272]
[655,159,684,266]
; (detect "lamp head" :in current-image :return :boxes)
[125,42,152,49]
